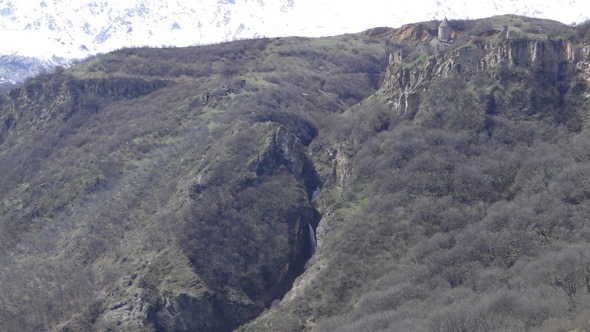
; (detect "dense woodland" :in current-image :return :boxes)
[0,15,590,331]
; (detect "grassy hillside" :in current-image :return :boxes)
[1,15,590,331]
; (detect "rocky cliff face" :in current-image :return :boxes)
[384,36,590,119]
[249,124,322,201]
[246,123,322,294]
[2,73,169,134]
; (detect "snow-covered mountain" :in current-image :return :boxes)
[0,0,295,60]
[0,0,588,86]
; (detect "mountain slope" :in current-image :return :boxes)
[0,33,388,331]
[1,15,590,331]
[243,17,590,331]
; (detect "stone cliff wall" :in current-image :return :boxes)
[384,38,590,118]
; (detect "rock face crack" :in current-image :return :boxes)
[248,124,322,299]
[249,125,322,201]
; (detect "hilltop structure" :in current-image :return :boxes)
[389,50,403,65]
[438,17,452,42]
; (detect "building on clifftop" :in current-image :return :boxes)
[389,50,403,65]
[438,17,452,42]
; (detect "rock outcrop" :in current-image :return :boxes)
[249,124,322,201]
[384,37,590,118]
[1,73,170,139]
